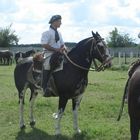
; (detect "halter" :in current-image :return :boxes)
[63,37,111,71]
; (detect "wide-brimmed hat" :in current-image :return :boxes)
[49,15,62,24]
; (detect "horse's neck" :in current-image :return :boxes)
[128,60,140,77]
[68,43,92,69]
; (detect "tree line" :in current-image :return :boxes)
[0,25,139,49]
[106,27,139,48]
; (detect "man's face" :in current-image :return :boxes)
[53,19,62,28]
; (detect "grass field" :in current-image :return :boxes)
[0,64,131,140]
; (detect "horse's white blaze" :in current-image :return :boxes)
[98,41,110,56]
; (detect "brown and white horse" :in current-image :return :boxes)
[14,31,112,135]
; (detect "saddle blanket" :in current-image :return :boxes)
[43,52,63,72]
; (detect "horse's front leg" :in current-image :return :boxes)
[19,97,25,129]
[29,90,38,127]
[54,97,68,135]
[72,94,83,134]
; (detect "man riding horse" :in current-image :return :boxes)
[41,15,67,97]
[14,30,112,133]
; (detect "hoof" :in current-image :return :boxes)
[52,113,58,119]
[30,121,36,127]
[124,98,128,104]
[55,134,61,139]
[55,132,61,136]
[74,129,81,134]
[77,129,82,134]
[55,127,61,135]
[20,124,26,129]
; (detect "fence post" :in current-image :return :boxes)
[123,52,127,64]
[130,52,133,63]
[118,52,121,66]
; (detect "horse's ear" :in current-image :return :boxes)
[92,31,98,40]
[96,32,104,40]
[92,31,95,36]
[96,32,100,37]
[96,32,101,39]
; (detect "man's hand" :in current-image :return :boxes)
[60,45,68,53]
[55,45,67,54]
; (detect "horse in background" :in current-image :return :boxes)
[117,59,140,140]
[0,50,13,65]
[14,31,112,135]
[15,49,35,64]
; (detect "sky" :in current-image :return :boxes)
[0,0,140,44]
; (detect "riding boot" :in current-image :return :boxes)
[41,70,52,97]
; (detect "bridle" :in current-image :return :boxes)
[63,37,111,71]
[91,38,112,71]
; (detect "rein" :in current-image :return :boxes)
[64,51,112,72]
[93,57,112,71]
[63,38,111,72]
[63,51,95,71]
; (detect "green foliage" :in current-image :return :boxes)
[0,24,19,48]
[107,27,135,48]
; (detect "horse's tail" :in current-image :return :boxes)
[117,77,130,121]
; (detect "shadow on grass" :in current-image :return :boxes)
[15,127,91,140]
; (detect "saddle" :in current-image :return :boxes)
[27,52,64,96]
[27,52,43,88]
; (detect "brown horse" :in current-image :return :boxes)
[117,59,140,140]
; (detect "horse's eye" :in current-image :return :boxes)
[97,44,103,49]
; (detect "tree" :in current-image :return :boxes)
[107,27,134,48]
[0,24,19,48]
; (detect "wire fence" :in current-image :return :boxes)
[111,52,139,66]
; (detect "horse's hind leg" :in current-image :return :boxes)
[72,94,83,134]
[54,97,68,135]
[19,84,28,129]
[29,89,38,127]
[130,118,139,140]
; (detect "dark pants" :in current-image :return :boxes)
[42,52,63,97]
[42,70,52,97]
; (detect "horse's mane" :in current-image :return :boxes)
[128,59,140,77]
[68,37,92,55]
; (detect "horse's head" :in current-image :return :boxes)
[91,31,112,71]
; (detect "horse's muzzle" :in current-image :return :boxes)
[104,57,112,68]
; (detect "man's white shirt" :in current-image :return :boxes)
[41,27,64,49]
